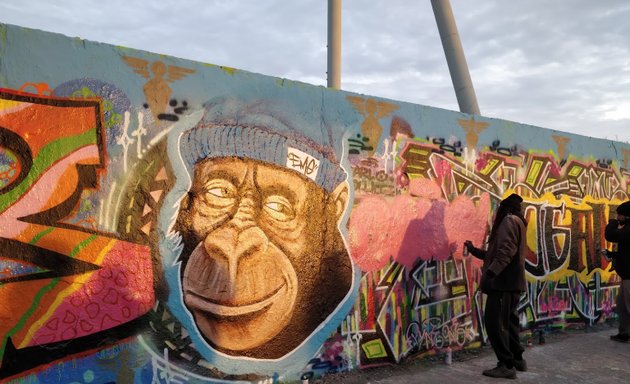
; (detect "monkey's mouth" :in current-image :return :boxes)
[184,284,287,319]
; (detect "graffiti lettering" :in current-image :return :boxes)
[348,133,374,154]
[286,147,320,180]
[405,317,474,352]
[0,89,153,378]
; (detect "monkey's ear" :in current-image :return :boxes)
[330,181,349,223]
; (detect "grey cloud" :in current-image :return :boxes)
[1,0,628,141]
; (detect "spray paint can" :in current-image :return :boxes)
[445,347,452,365]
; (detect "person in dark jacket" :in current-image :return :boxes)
[464,193,528,379]
[605,200,630,343]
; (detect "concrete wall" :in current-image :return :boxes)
[0,23,628,383]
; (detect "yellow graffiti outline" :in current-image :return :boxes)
[0,99,23,111]
[522,191,623,284]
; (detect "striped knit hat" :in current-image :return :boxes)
[179,98,347,193]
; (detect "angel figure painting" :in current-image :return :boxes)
[346,95,399,156]
[123,56,195,122]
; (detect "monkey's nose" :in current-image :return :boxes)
[203,224,269,293]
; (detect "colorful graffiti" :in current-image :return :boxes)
[1,23,629,383]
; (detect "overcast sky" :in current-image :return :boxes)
[1,0,629,143]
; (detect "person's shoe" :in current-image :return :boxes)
[482,365,517,379]
[610,334,630,343]
[513,358,528,372]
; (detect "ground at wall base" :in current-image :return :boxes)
[309,322,627,384]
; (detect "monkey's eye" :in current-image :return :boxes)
[201,179,237,208]
[207,187,230,197]
[263,195,295,222]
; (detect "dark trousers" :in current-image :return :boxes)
[618,279,630,335]
[484,291,524,368]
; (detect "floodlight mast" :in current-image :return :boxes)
[327,0,341,89]
[431,0,480,115]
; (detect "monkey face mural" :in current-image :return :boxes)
[177,157,350,354]
[158,98,358,373]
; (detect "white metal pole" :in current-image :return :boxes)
[431,0,480,115]
[327,0,342,89]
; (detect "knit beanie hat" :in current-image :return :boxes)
[179,98,347,193]
[617,201,630,216]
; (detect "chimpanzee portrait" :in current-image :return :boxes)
[173,155,353,359]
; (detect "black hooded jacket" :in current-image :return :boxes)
[469,214,527,292]
[605,219,630,279]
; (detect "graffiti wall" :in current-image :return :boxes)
[0,23,628,383]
